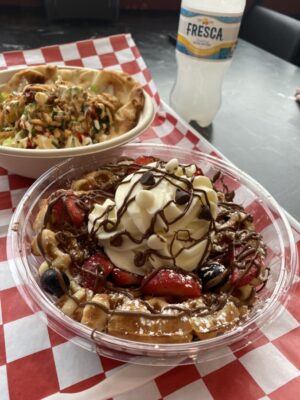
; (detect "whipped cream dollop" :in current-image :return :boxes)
[88,159,218,275]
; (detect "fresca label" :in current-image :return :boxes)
[176,7,243,60]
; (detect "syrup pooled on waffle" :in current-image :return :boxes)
[32,156,268,343]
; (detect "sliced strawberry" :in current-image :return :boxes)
[65,196,85,227]
[134,155,156,165]
[81,253,114,292]
[111,268,143,287]
[194,166,204,176]
[52,197,65,225]
[127,155,157,175]
[231,264,259,288]
[142,269,201,298]
[51,192,85,228]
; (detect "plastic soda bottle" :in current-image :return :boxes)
[170,0,246,127]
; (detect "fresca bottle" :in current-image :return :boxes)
[170,0,246,127]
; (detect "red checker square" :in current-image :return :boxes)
[8,175,34,190]
[110,35,129,52]
[186,131,200,145]
[153,92,160,106]
[64,59,84,67]
[151,114,165,128]
[1,287,33,324]
[143,84,153,98]
[0,325,6,365]
[143,69,153,82]
[77,40,97,58]
[121,60,141,75]
[130,46,141,59]
[62,372,105,394]
[209,150,222,159]
[41,45,63,63]
[47,327,69,348]
[156,364,200,397]
[165,113,178,126]
[99,53,118,68]
[213,173,241,193]
[100,355,125,372]
[232,331,269,358]
[245,201,276,232]
[161,130,184,146]
[286,282,300,322]
[3,51,26,67]
[140,128,158,141]
[7,348,59,400]
[0,237,7,261]
[0,167,8,176]
[273,326,300,370]
[269,376,300,400]
[0,191,12,210]
[204,360,265,400]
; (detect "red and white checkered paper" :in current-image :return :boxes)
[0,34,300,400]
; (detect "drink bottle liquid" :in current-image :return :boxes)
[170,0,246,127]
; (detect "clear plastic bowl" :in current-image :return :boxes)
[7,143,297,366]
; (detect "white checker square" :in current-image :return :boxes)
[0,366,9,400]
[0,53,6,68]
[115,49,135,64]
[261,219,292,252]
[93,37,114,55]
[259,397,271,400]
[126,35,135,48]
[234,185,256,209]
[175,121,188,135]
[59,43,81,61]
[165,379,213,400]
[52,340,102,390]
[82,55,102,69]
[23,49,45,65]
[136,57,147,71]
[240,343,299,394]
[115,380,161,400]
[104,64,123,72]
[131,72,147,86]
[148,80,157,95]
[0,260,17,290]
[153,120,175,138]
[196,346,236,376]
[176,137,196,150]
[4,311,50,362]
[261,305,299,340]
[0,209,13,230]
[0,176,9,192]
[10,188,28,209]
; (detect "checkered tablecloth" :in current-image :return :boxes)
[0,34,300,400]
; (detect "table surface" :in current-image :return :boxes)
[0,9,299,220]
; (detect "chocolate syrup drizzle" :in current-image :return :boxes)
[35,159,268,336]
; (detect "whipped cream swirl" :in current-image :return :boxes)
[88,159,218,275]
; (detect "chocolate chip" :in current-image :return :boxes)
[198,205,212,220]
[110,235,123,247]
[175,189,190,205]
[140,171,155,187]
[134,251,146,267]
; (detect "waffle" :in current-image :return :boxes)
[32,156,268,344]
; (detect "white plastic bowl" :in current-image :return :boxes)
[0,66,155,178]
